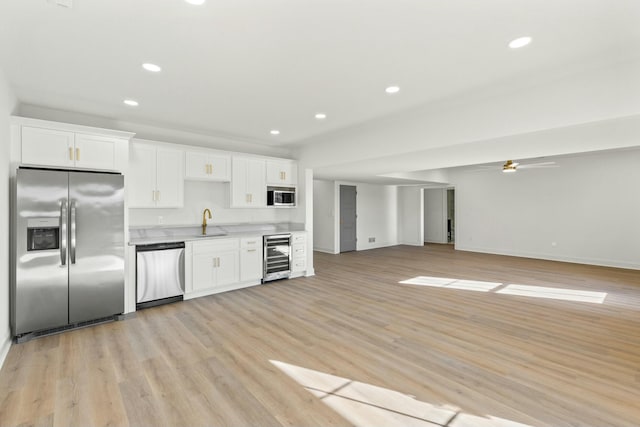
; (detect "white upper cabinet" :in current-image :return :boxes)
[128,141,184,208]
[266,159,297,186]
[21,126,123,171]
[74,133,118,170]
[13,118,133,172]
[185,150,231,182]
[21,127,75,168]
[231,156,266,208]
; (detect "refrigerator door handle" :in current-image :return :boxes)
[60,200,67,266]
[70,200,77,264]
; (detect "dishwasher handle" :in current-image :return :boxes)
[136,242,185,252]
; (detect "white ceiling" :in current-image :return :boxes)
[1,0,639,147]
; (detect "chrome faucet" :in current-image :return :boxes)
[202,208,212,235]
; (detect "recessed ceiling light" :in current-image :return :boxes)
[270,130,280,135]
[142,63,162,73]
[315,113,327,120]
[385,86,400,94]
[185,0,206,5]
[508,36,532,49]
[123,99,139,107]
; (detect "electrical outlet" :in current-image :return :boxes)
[368,237,375,243]
[158,216,164,225]
[551,242,557,247]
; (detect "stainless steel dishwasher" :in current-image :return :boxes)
[136,242,185,309]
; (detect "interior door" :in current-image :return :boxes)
[340,185,357,252]
[68,172,124,323]
[15,169,70,334]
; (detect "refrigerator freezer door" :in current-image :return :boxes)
[68,172,124,323]
[15,169,69,335]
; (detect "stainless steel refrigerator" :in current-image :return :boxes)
[12,168,125,338]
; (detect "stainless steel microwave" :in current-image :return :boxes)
[267,187,296,206]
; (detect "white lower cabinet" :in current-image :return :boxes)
[187,236,263,299]
[290,231,307,277]
[191,239,239,292]
[240,237,263,282]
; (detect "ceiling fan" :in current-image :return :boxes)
[470,160,558,173]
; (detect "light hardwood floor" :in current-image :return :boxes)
[1,244,639,426]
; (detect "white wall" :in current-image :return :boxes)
[313,180,335,253]
[129,180,295,227]
[424,189,447,243]
[398,186,424,246]
[0,67,17,367]
[354,183,398,250]
[450,149,640,269]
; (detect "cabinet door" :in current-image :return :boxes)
[74,134,117,170]
[21,126,75,168]
[192,252,216,291]
[240,247,263,282]
[128,143,157,208]
[216,251,239,287]
[266,160,297,185]
[208,154,231,181]
[246,158,266,207]
[156,148,184,208]
[185,151,210,180]
[231,157,250,207]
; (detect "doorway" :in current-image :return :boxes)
[447,188,455,243]
[423,188,454,244]
[339,185,357,252]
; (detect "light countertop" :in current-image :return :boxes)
[129,223,305,246]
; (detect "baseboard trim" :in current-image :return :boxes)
[314,247,337,254]
[455,245,640,271]
[0,332,12,370]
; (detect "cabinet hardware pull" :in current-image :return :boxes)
[152,190,156,201]
[76,148,80,161]
[247,249,256,252]
[157,190,160,201]
[69,147,73,161]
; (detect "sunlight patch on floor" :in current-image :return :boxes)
[271,360,534,427]
[399,276,607,304]
[497,284,607,304]
[399,276,502,292]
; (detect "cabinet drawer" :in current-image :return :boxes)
[192,238,239,254]
[291,233,306,244]
[292,243,306,258]
[292,258,306,272]
[241,237,261,248]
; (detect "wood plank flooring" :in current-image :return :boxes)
[1,244,639,426]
